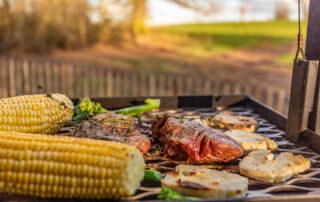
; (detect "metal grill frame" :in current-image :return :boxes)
[93,95,320,201]
[1,95,320,202]
[87,95,320,201]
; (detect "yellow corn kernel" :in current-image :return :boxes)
[0,94,74,134]
[0,131,145,199]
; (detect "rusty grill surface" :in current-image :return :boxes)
[126,105,320,201]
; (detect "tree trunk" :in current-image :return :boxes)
[131,0,146,36]
[79,17,87,47]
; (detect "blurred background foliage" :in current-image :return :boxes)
[0,0,220,52]
[0,0,128,52]
[0,0,308,52]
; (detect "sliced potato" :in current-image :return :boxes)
[162,165,248,198]
[206,111,258,132]
[225,130,277,152]
[276,152,311,175]
[239,150,311,183]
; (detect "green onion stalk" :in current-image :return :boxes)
[114,98,160,116]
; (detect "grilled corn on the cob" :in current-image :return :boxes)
[0,94,74,134]
[0,131,145,199]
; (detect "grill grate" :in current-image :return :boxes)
[125,105,320,200]
[2,104,318,201]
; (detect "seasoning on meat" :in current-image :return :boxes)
[68,112,151,153]
[151,117,244,163]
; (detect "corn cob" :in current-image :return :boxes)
[0,131,145,199]
[0,94,74,134]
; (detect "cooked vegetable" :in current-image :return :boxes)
[0,94,73,134]
[0,131,145,199]
[144,169,162,182]
[158,187,199,200]
[73,98,160,120]
[162,165,248,198]
[240,150,311,183]
[225,130,278,152]
[115,99,160,116]
[72,98,107,121]
[206,111,258,133]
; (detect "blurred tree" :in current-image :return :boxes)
[0,0,13,50]
[0,0,219,52]
[97,0,133,44]
[0,0,95,52]
[274,2,290,20]
[240,0,249,22]
[130,0,218,35]
[131,0,146,35]
[169,0,218,14]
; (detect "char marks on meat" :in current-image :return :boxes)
[151,117,243,163]
[69,112,151,153]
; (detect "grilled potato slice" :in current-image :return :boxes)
[162,165,248,198]
[225,130,277,152]
[206,111,258,132]
[239,150,310,183]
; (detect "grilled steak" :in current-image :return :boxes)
[69,112,151,153]
[152,117,244,163]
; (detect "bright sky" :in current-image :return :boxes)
[147,0,302,26]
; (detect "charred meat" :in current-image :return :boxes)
[152,117,243,163]
[69,112,151,153]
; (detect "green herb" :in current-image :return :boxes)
[144,170,163,182]
[158,187,199,200]
[114,99,160,116]
[72,98,107,121]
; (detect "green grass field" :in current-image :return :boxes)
[153,21,307,59]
